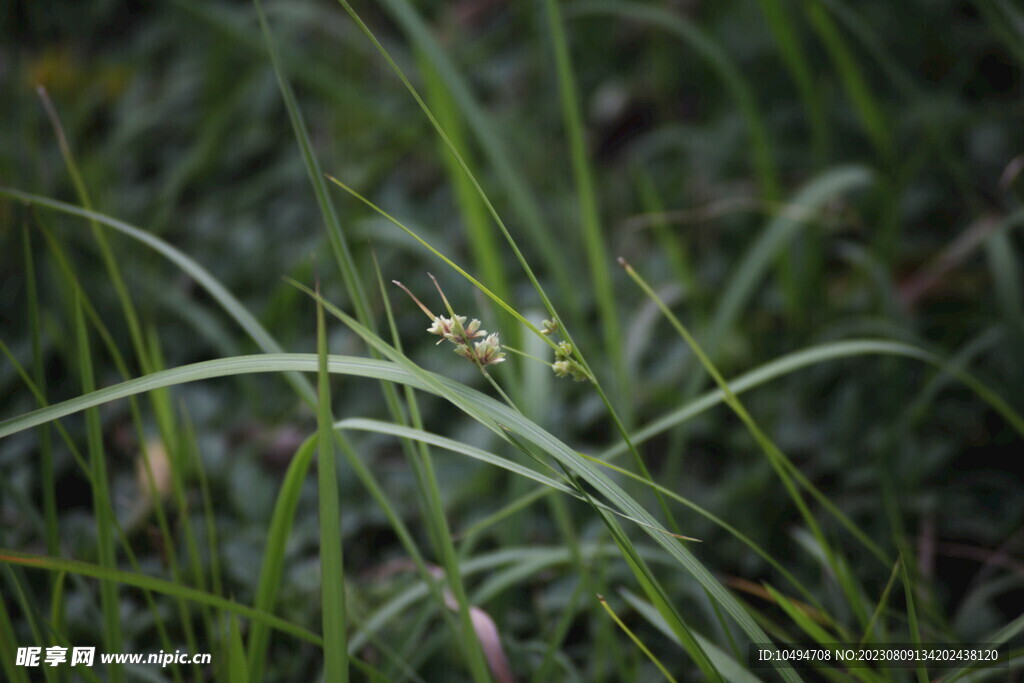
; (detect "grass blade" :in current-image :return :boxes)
[598,594,679,683]
[0,547,321,646]
[545,0,626,401]
[253,0,371,328]
[316,294,349,682]
[74,294,124,683]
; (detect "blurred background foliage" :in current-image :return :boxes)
[2,0,1023,679]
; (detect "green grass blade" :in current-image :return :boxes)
[762,584,839,647]
[0,186,316,405]
[545,0,626,401]
[74,294,124,683]
[0,572,31,683]
[418,52,514,335]
[860,559,899,645]
[228,613,249,683]
[368,0,579,313]
[339,417,695,539]
[602,340,936,461]
[37,87,150,373]
[4,344,1021,680]
[986,229,1023,329]
[246,433,315,679]
[2,567,59,683]
[598,594,679,683]
[753,0,829,166]
[252,0,371,328]
[316,296,349,682]
[621,260,887,569]
[600,509,724,680]
[6,339,1022,459]
[0,547,322,646]
[620,589,765,683]
[801,1,891,161]
[898,557,929,683]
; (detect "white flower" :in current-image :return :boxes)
[473,333,505,366]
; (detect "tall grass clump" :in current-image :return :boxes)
[2,0,1023,680]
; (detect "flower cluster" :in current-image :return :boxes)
[428,314,506,367]
[541,319,589,382]
[551,341,589,382]
[454,332,505,366]
[428,315,485,343]
[395,278,506,369]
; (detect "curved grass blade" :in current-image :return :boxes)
[0,548,322,646]
[0,186,316,406]
[338,418,695,541]
[6,340,1022,679]
[0,348,786,676]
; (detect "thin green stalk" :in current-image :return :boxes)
[74,294,123,683]
[371,0,581,316]
[801,1,890,161]
[598,594,679,683]
[316,297,349,683]
[37,87,150,374]
[253,0,372,329]
[375,265,503,683]
[860,560,900,645]
[4,187,316,404]
[332,0,569,333]
[2,567,58,683]
[634,169,696,307]
[418,50,517,351]
[37,93,210,664]
[181,402,224,599]
[40,217,198,671]
[533,580,586,683]
[143,330,203,666]
[594,505,722,680]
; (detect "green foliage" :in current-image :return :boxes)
[2,0,1023,680]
